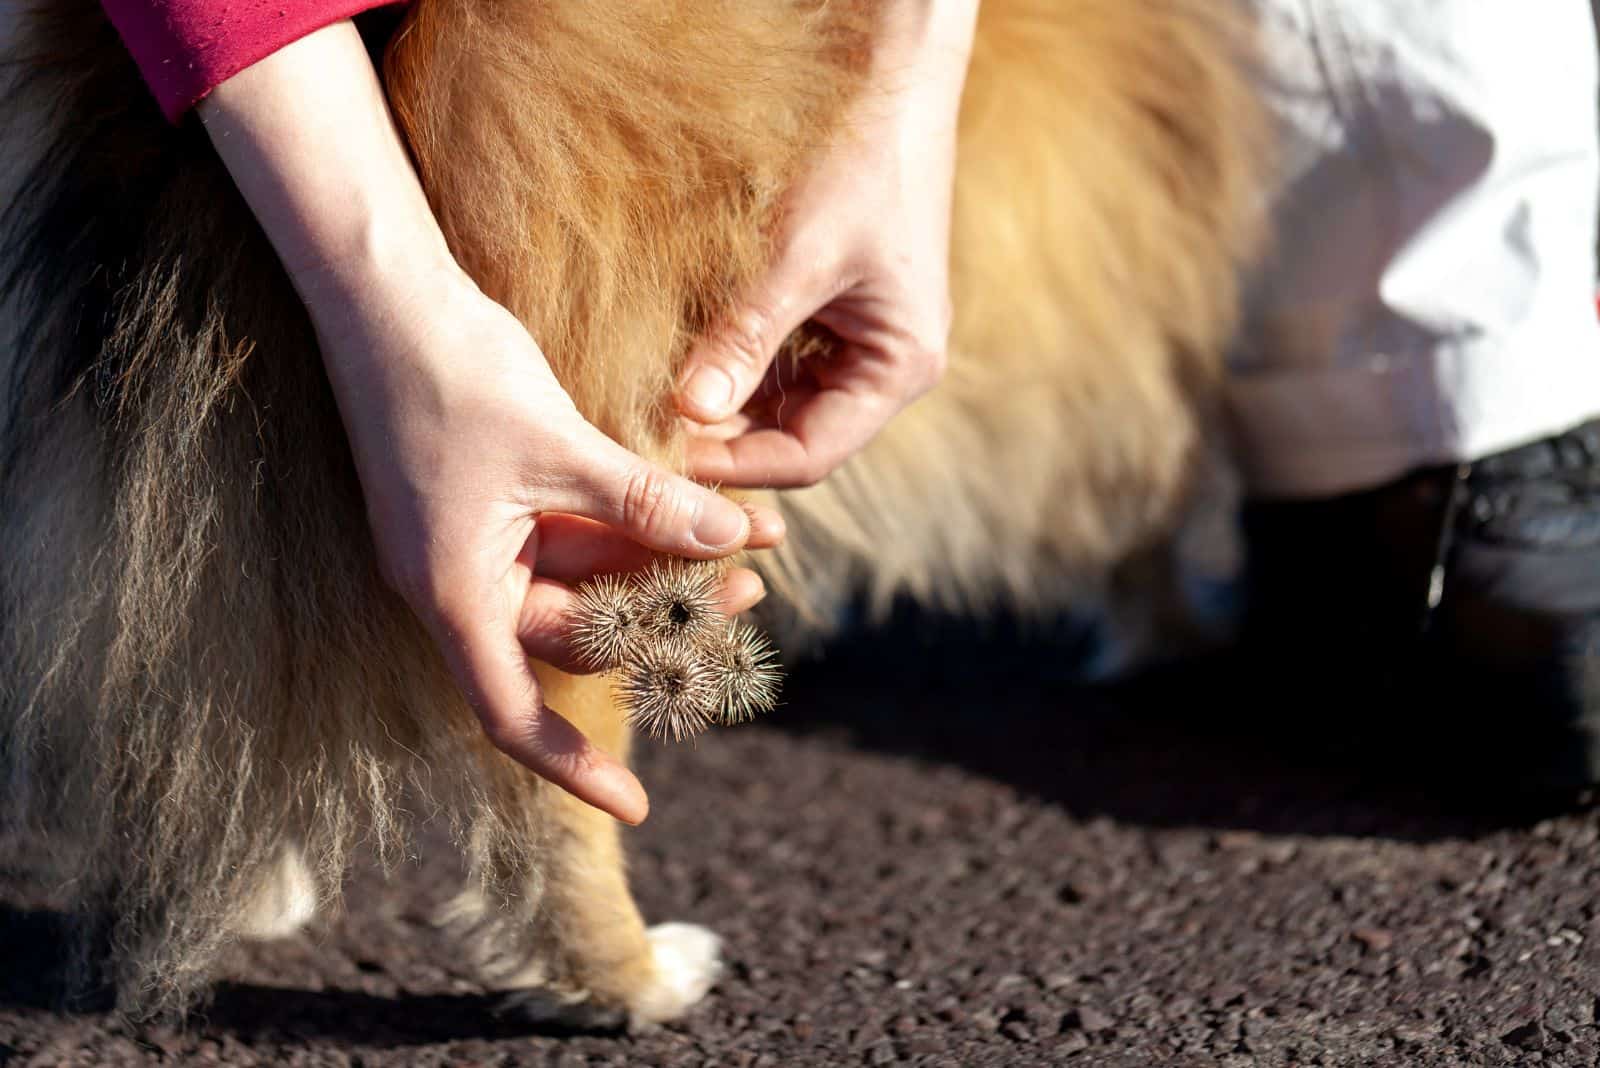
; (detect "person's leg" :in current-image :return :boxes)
[1230,0,1600,785]
[1233,0,1600,493]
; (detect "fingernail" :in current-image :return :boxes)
[693,497,748,549]
[683,366,735,418]
[750,507,786,546]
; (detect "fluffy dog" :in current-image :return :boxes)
[0,0,1267,1027]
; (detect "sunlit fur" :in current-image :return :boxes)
[760,0,1271,636]
[0,0,1268,1023]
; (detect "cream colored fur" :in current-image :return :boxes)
[0,0,1268,1024]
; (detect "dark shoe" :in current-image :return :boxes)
[1421,420,1600,790]
[1237,418,1600,792]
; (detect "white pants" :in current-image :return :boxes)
[1227,0,1600,497]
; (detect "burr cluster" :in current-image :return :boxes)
[570,558,781,741]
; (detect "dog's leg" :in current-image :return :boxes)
[233,842,318,942]
[446,667,720,1031]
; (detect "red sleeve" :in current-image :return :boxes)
[99,0,407,123]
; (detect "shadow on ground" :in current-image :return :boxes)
[770,604,1587,844]
[0,905,638,1048]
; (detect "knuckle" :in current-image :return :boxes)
[720,305,776,372]
[881,301,952,400]
[620,466,690,540]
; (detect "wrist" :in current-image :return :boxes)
[287,212,462,334]
[299,250,483,402]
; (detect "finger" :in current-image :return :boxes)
[552,429,755,556]
[686,387,892,488]
[675,251,827,425]
[429,586,648,824]
[533,506,782,582]
[744,502,786,548]
[715,567,767,614]
[679,410,756,442]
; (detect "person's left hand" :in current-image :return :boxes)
[674,0,979,489]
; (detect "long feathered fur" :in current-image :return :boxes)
[0,0,1268,1020]
[760,0,1270,634]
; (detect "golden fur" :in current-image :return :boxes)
[0,0,1268,1024]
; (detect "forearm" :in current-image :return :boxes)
[194,5,978,308]
[197,20,455,320]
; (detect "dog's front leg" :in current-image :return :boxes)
[443,667,722,1031]
[233,842,319,942]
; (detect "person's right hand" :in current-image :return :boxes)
[199,21,781,826]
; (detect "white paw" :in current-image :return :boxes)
[235,846,318,941]
[628,922,724,1028]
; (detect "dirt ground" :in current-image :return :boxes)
[5,614,1600,1067]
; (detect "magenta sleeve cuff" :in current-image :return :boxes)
[99,0,407,123]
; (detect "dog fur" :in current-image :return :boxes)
[0,0,1268,1025]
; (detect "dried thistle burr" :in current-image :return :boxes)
[617,641,717,742]
[569,573,641,671]
[633,557,724,647]
[705,620,781,725]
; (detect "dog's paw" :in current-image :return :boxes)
[491,925,721,1033]
[626,922,724,1029]
[234,847,317,941]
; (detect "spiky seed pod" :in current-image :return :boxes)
[633,557,724,647]
[569,573,642,671]
[616,641,717,742]
[705,621,782,725]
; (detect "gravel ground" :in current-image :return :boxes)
[4,616,1600,1067]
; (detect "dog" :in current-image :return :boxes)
[0,0,1268,1028]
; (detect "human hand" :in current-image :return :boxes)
[675,0,979,488]
[314,264,781,826]
[200,22,781,826]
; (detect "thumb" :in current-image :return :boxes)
[561,428,752,557]
[676,259,817,424]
